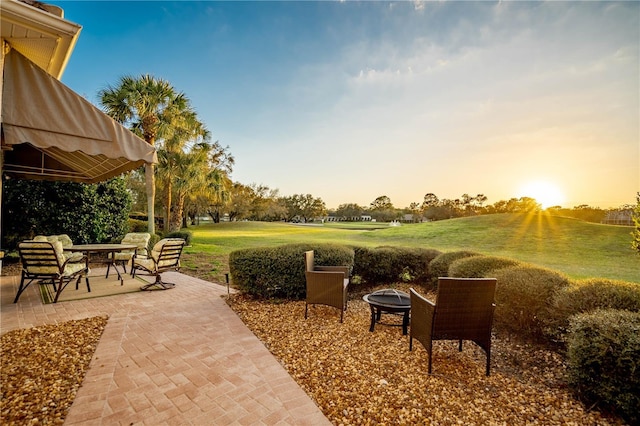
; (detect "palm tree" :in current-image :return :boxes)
[99,75,195,235]
[157,110,210,232]
[159,143,215,231]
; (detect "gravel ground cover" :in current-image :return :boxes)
[228,284,623,425]
[1,316,107,425]
[0,260,624,425]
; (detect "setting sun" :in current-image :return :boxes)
[517,180,566,209]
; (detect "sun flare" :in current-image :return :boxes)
[517,180,566,209]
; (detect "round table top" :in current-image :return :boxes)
[69,244,137,252]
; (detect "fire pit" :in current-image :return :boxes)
[362,289,411,335]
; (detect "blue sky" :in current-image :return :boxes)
[57,1,639,209]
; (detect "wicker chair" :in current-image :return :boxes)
[14,240,89,303]
[132,238,185,290]
[106,232,151,278]
[409,277,497,376]
[304,250,350,323]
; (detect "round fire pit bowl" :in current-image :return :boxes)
[362,289,411,335]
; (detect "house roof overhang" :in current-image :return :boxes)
[1,0,81,79]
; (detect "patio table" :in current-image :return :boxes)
[68,244,137,285]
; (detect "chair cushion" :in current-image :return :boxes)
[135,238,183,271]
[108,233,152,261]
[112,252,134,261]
[21,241,65,274]
[49,234,74,248]
[121,233,151,256]
[151,238,183,252]
[63,261,87,276]
[34,235,83,262]
[34,234,74,248]
[133,256,156,272]
[65,252,85,263]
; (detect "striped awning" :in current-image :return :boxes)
[1,48,157,183]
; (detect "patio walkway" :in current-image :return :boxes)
[0,269,331,425]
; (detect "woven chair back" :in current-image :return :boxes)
[432,277,497,341]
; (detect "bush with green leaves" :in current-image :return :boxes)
[148,233,162,251]
[546,278,640,341]
[128,219,148,233]
[352,246,441,285]
[164,230,193,245]
[491,265,570,336]
[2,177,131,249]
[428,250,482,288]
[448,255,521,278]
[567,309,640,424]
[229,243,354,299]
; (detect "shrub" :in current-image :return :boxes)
[148,233,162,251]
[428,251,482,289]
[352,246,441,285]
[128,219,148,233]
[164,230,193,245]
[1,177,131,249]
[567,309,640,424]
[492,265,570,336]
[448,255,521,279]
[547,278,640,341]
[229,243,354,299]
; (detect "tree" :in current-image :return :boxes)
[244,184,284,221]
[226,183,256,221]
[632,192,640,254]
[335,203,364,220]
[421,193,439,210]
[282,194,326,223]
[100,75,191,235]
[157,108,210,232]
[204,169,233,224]
[370,195,392,210]
[369,195,398,222]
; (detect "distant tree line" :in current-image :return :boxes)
[204,184,634,226]
[3,74,635,249]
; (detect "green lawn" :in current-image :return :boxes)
[183,213,639,283]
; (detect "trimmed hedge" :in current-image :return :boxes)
[128,219,148,233]
[352,246,441,285]
[448,255,521,278]
[546,278,640,341]
[428,250,482,289]
[491,265,570,336]
[229,243,354,298]
[567,309,640,424]
[165,230,193,245]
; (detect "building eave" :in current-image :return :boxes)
[1,0,81,79]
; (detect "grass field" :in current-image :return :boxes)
[182,213,639,284]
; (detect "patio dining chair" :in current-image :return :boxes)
[304,250,350,323]
[106,232,151,278]
[34,234,84,263]
[409,277,497,376]
[14,240,90,303]
[132,238,185,290]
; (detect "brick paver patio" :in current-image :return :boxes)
[1,269,330,425]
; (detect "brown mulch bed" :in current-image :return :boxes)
[1,260,22,277]
[0,261,624,424]
[1,316,108,425]
[227,284,624,425]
